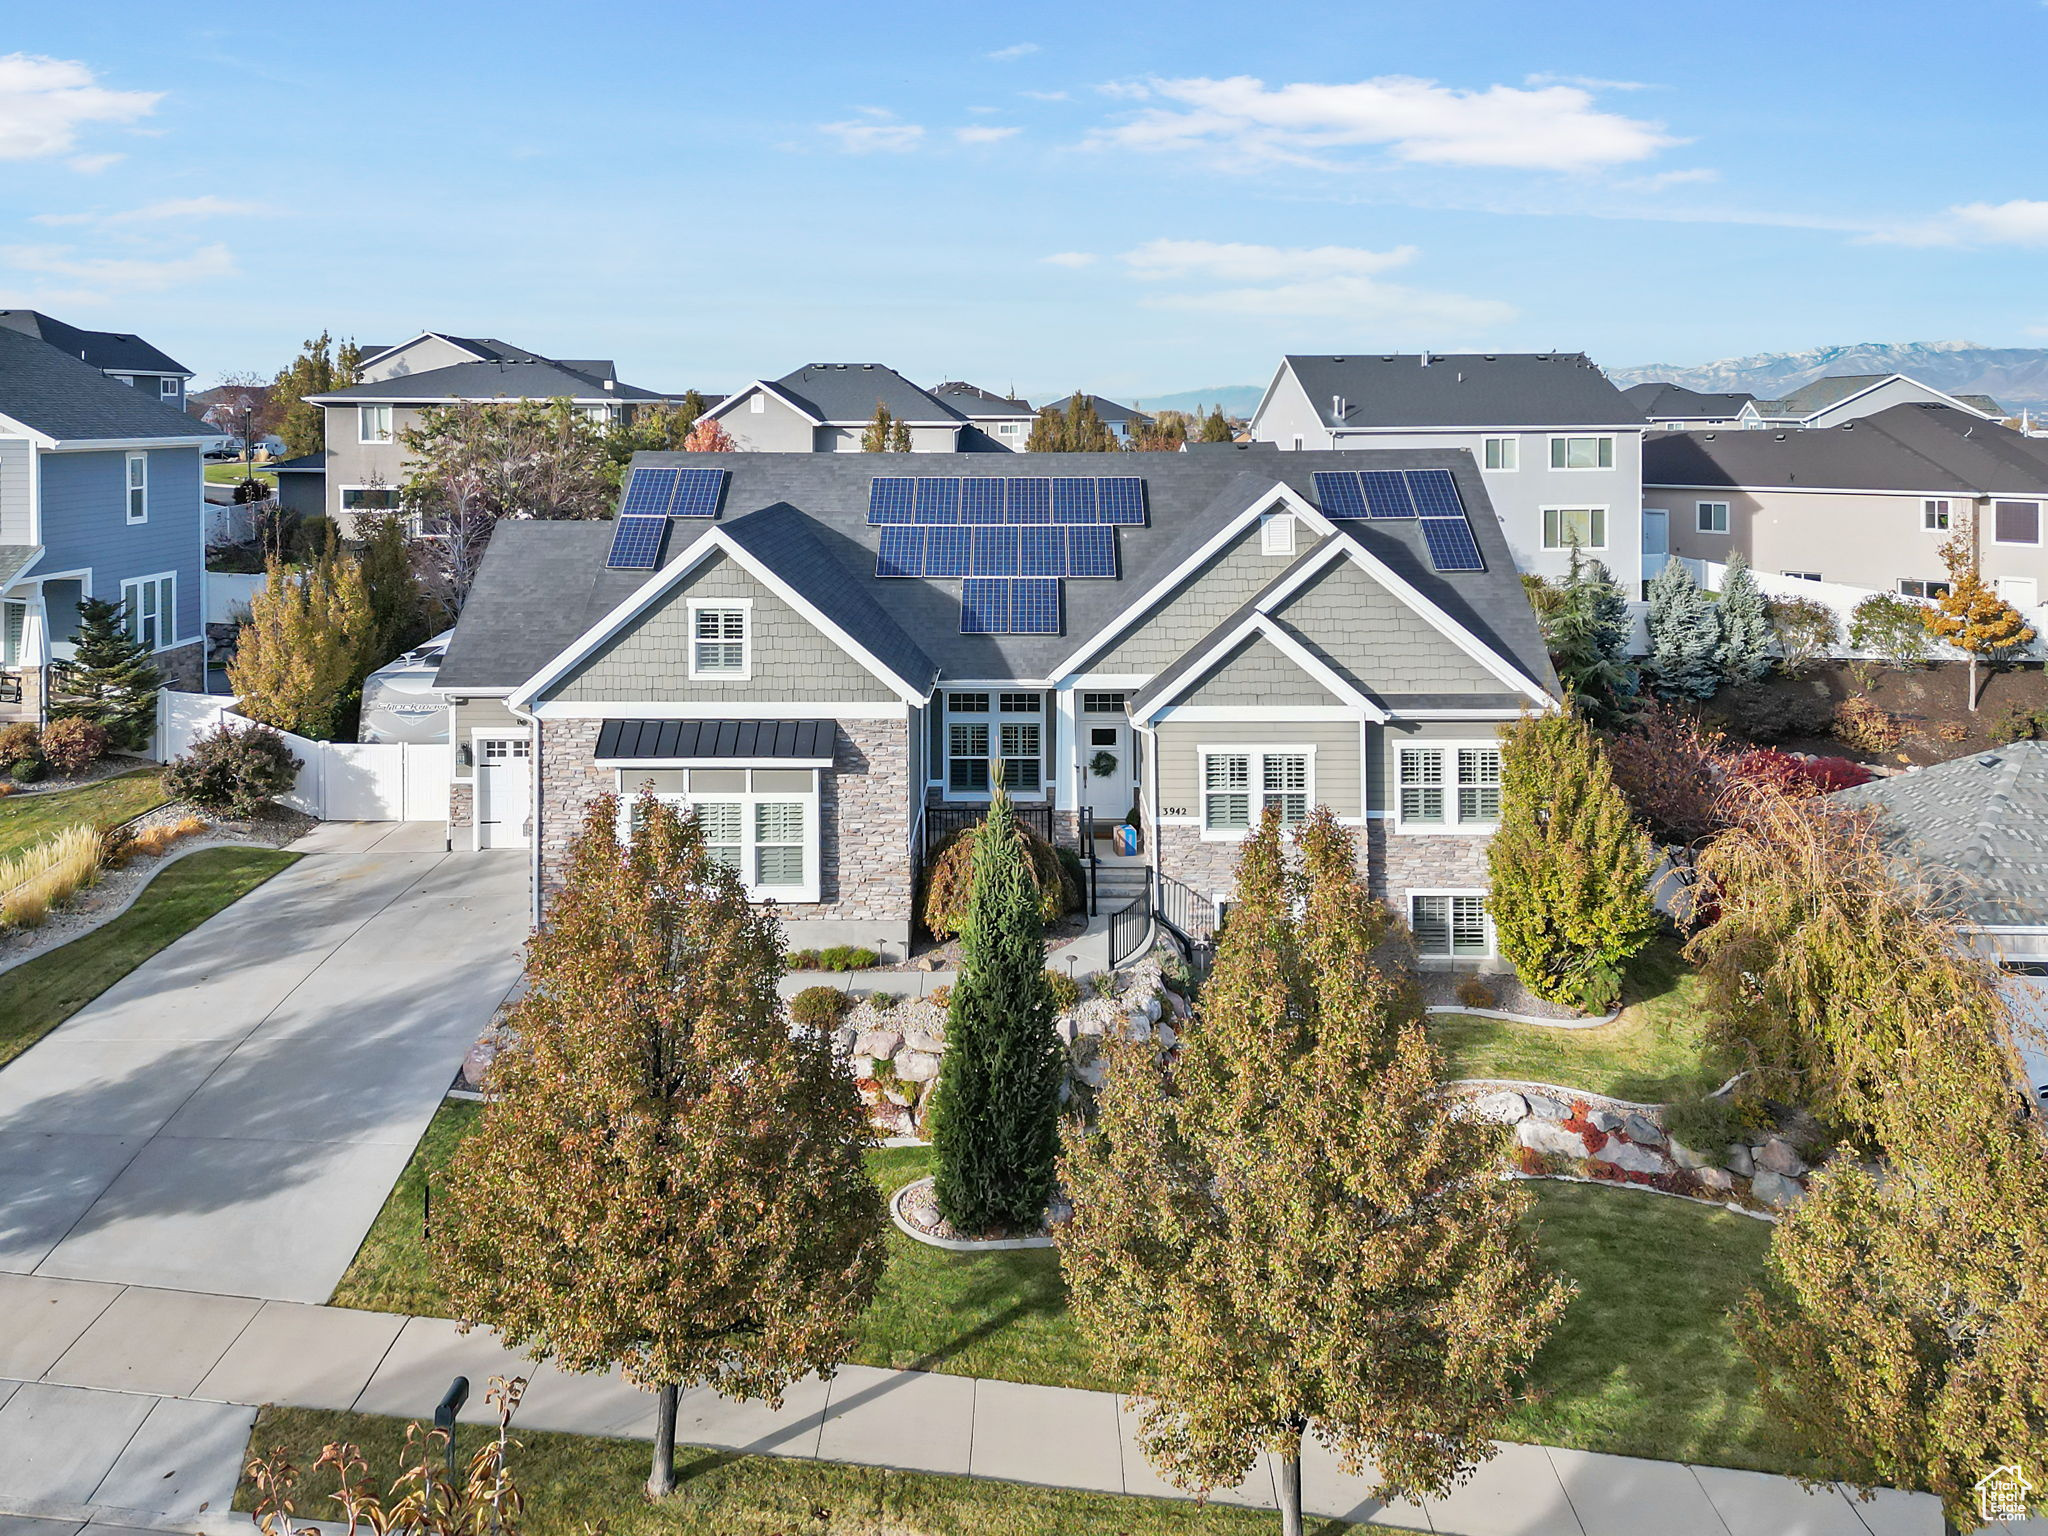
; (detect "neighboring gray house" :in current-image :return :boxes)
[0,325,211,717]
[436,451,1556,967]
[0,310,193,410]
[1838,743,2048,963]
[303,337,684,530]
[1649,402,2048,611]
[929,381,1035,452]
[702,364,979,453]
[1737,373,2001,430]
[1044,392,1154,445]
[1252,353,1648,585]
[1622,382,1754,429]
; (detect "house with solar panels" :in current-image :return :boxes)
[433,451,1558,966]
[1251,353,1648,587]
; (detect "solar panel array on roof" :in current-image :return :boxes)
[606,516,667,570]
[1420,517,1485,572]
[1311,470,1366,519]
[915,477,960,524]
[618,466,678,517]
[1360,471,1416,519]
[671,467,728,517]
[874,526,1119,581]
[1312,466,1484,573]
[962,578,1060,634]
[864,477,1145,527]
[618,465,730,519]
[868,477,915,524]
[1405,468,1464,518]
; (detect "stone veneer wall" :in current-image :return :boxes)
[1155,819,1373,900]
[1367,822,1491,904]
[537,717,913,928]
[154,641,204,693]
[449,781,474,839]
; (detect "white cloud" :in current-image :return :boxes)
[0,54,159,161]
[1868,199,2048,248]
[1041,251,1098,268]
[1089,73,1679,171]
[1020,89,1069,102]
[955,125,1020,145]
[1056,238,1513,331]
[0,241,236,296]
[1617,167,1720,193]
[986,43,1040,61]
[67,152,121,173]
[34,195,266,228]
[1524,72,1654,92]
[819,109,924,153]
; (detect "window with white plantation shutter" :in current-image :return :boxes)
[611,767,820,903]
[1203,753,1250,831]
[1200,748,1313,835]
[690,606,748,677]
[1457,748,1502,821]
[1398,745,1501,829]
[754,802,805,887]
[1411,894,1492,957]
[695,802,743,874]
[1261,753,1308,824]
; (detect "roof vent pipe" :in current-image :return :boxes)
[1419,352,1431,367]
[1331,394,1346,420]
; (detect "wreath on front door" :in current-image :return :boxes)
[1090,749,1119,778]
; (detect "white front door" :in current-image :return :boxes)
[1081,721,1133,824]
[475,735,532,849]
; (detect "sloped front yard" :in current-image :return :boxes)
[0,767,170,861]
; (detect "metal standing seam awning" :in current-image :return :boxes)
[593,719,836,765]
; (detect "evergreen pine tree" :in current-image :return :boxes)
[1716,552,1774,683]
[1644,557,1724,700]
[860,403,896,452]
[1026,393,1121,452]
[1487,709,1658,1011]
[931,780,1064,1234]
[1060,808,1571,1536]
[49,597,161,751]
[356,512,434,661]
[1199,405,1233,442]
[1537,547,1637,725]
[270,332,363,458]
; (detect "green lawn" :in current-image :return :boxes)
[204,462,278,486]
[0,769,172,862]
[0,847,297,1068]
[334,1125,1800,1476]
[1430,945,1732,1104]
[237,1407,1389,1535]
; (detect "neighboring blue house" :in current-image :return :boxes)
[0,324,210,722]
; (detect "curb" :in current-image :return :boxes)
[1425,1004,1620,1030]
[889,1176,1054,1252]
[1446,1077,1669,1113]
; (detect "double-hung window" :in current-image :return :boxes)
[688,604,749,678]
[121,573,175,652]
[1922,498,1952,532]
[945,691,1042,795]
[1397,744,1501,829]
[1200,748,1311,835]
[1482,436,1519,471]
[125,453,148,524]
[1549,435,1614,470]
[1541,507,1606,550]
[1696,501,1730,534]
[1410,893,1493,958]
[358,405,394,444]
[158,377,179,401]
[614,767,818,901]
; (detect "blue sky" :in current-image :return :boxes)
[5,2,2048,400]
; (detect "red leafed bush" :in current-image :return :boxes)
[1799,755,1875,790]
[1730,748,1873,798]
[1562,1099,1608,1155]
[1512,1147,1549,1177]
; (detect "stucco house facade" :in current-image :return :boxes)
[1250,353,1648,587]
[435,452,1557,967]
[0,326,210,719]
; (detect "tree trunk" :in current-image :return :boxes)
[1969,653,1980,712]
[648,1383,678,1497]
[1274,1448,1304,1536]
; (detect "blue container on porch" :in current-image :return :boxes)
[1111,822,1140,857]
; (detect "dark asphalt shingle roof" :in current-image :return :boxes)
[268,451,326,473]
[1838,743,2048,927]
[1644,403,2048,494]
[0,326,210,441]
[1051,393,1151,426]
[929,382,1034,418]
[1621,382,1755,420]
[313,359,673,403]
[739,364,964,425]
[0,310,189,376]
[437,451,1555,700]
[1280,353,1639,430]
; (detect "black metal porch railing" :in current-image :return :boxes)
[1153,871,1219,983]
[921,801,1055,862]
[1107,881,1152,969]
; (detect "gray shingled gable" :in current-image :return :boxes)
[314,359,672,403]
[0,327,209,441]
[0,310,189,376]
[1282,352,1637,429]
[1838,744,2048,927]
[439,450,1556,699]
[1621,382,1755,419]
[1645,404,2048,495]
[755,364,965,425]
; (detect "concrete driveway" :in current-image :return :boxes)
[0,827,526,1304]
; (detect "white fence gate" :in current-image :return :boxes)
[156,690,451,822]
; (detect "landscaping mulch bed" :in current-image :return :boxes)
[1418,969,1592,1022]
[1730,659,2048,766]
[890,911,1089,972]
[893,1174,1055,1245]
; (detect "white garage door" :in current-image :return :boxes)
[476,736,532,849]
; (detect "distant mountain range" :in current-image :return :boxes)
[1608,341,2048,410]
[1132,384,1268,418]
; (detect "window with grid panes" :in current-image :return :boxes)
[1410,894,1491,957]
[1203,753,1250,831]
[1399,745,1501,827]
[1457,748,1502,821]
[754,801,806,887]
[1202,750,1309,832]
[945,693,1041,794]
[691,607,747,676]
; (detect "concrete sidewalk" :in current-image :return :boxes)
[0,1273,1947,1536]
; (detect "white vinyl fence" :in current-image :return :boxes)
[156,690,450,822]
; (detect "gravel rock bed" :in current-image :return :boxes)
[892,1174,1059,1247]
[1418,970,1596,1022]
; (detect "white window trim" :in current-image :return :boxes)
[1546,434,1616,471]
[124,452,148,525]
[943,691,1046,802]
[1393,739,1502,836]
[1539,505,1609,552]
[686,598,753,681]
[1922,498,1952,533]
[1696,501,1730,535]
[339,484,405,514]
[158,377,179,399]
[358,404,394,444]
[1408,888,1496,959]
[1196,744,1316,842]
[119,571,177,653]
[1993,499,2043,547]
[614,768,821,903]
[1481,435,1519,472]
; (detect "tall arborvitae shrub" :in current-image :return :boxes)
[1487,710,1658,1011]
[931,782,1065,1234]
[49,597,162,751]
[1715,552,1774,683]
[1645,556,1724,700]
[1059,808,1571,1536]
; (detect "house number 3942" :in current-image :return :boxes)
[1160,805,1188,816]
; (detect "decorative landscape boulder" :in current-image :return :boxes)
[1622,1112,1666,1146]
[1516,1119,1588,1159]
[894,1050,942,1083]
[1756,1136,1809,1178]
[1724,1143,1756,1177]
[1749,1168,1806,1208]
[853,1028,903,1061]
[1524,1093,1570,1123]
[1469,1090,1530,1124]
